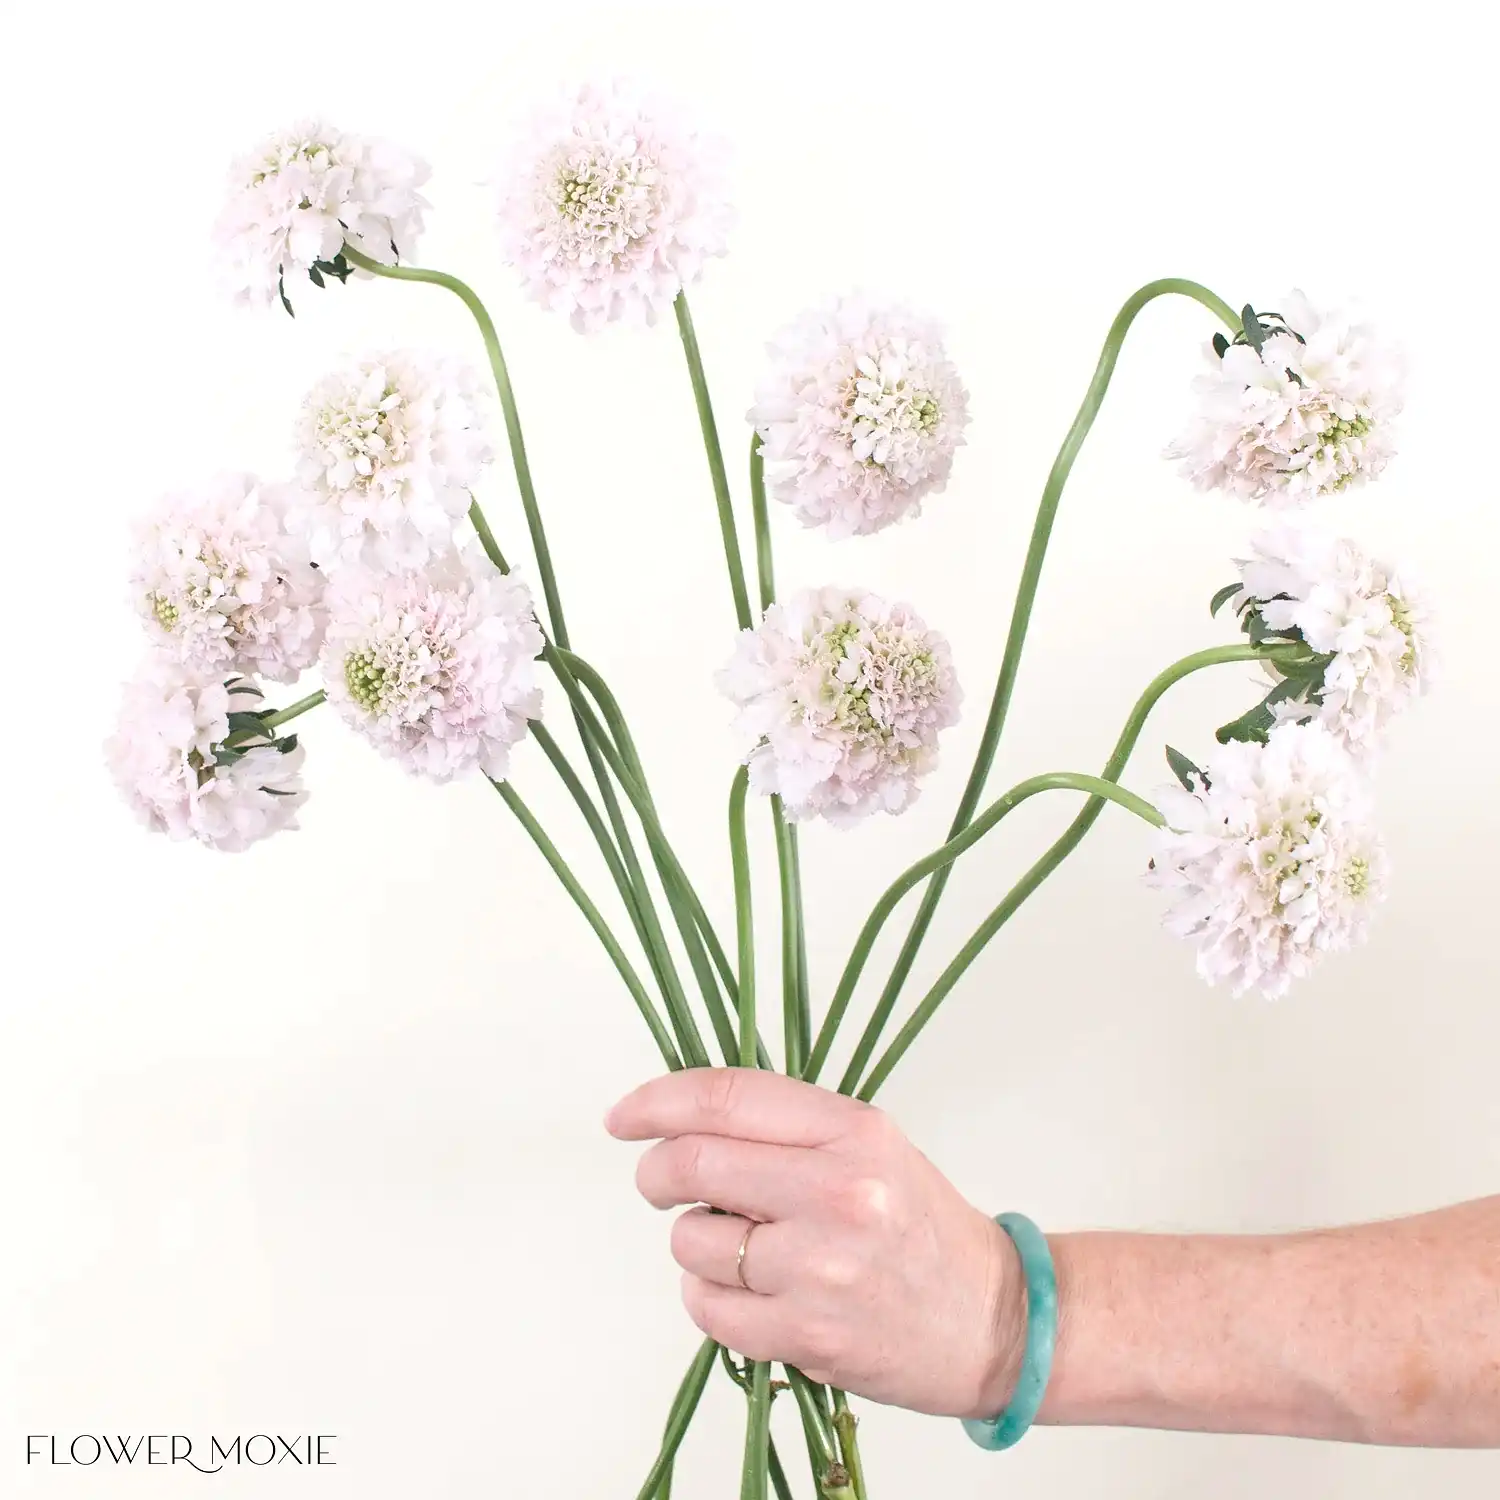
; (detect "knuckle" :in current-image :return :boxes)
[850,1103,899,1152]
[702,1067,740,1122]
[680,1274,714,1334]
[814,1248,864,1292]
[673,1136,709,1199]
[802,1313,849,1371]
[832,1173,897,1231]
[669,1209,708,1269]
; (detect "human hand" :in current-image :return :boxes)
[605,1067,1025,1419]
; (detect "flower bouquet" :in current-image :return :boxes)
[107,80,1429,1497]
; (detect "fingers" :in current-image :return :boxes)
[670,1207,790,1295]
[679,1273,847,1376]
[635,1134,839,1221]
[606,1067,877,1148]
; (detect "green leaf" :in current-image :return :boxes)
[1241,304,1267,353]
[1211,331,1230,359]
[226,711,270,739]
[308,263,325,289]
[278,270,295,318]
[1165,744,1206,792]
[225,679,263,698]
[259,786,299,797]
[1215,700,1276,746]
[213,745,246,766]
[1209,581,1242,617]
[276,734,299,754]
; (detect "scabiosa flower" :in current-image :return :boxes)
[106,660,307,853]
[321,546,543,782]
[1231,527,1435,755]
[717,586,961,825]
[214,120,430,313]
[292,352,494,574]
[749,296,970,538]
[131,473,325,685]
[493,79,733,331]
[1167,291,1402,506]
[1147,722,1386,998]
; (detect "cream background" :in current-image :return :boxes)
[3,1,1497,1494]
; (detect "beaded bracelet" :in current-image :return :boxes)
[961,1212,1057,1451]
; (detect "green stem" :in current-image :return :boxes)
[634,1337,718,1500]
[771,799,806,1077]
[809,767,1170,1090]
[557,650,776,1071]
[488,778,681,1072]
[675,292,753,632]
[788,824,811,1068]
[530,722,688,1061]
[741,1361,774,1500]
[831,1394,867,1500]
[854,643,1294,1101]
[749,432,775,615]
[729,767,757,1069]
[868,280,1240,1047]
[786,1368,836,1473]
[342,246,569,646]
[259,689,325,731]
[767,1437,794,1500]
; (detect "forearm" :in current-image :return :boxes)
[1026,1197,1500,1445]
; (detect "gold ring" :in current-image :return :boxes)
[736,1220,759,1292]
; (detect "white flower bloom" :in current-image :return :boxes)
[1167,290,1403,506]
[750,296,970,538]
[494,79,732,332]
[1147,722,1386,998]
[718,586,961,825]
[214,120,430,312]
[106,660,307,853]
[321,546,543,782]
[1233,527,1435,755]
[131,473,325,685]
[292,352,494,574]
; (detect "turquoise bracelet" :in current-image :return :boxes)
[961,1212,1057,1451]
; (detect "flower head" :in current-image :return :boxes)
[1230,527,1435,755]
[106,660,307,852]
[718,586,961,825]
[750,296,969,538]
[321,545,543,782]
[1147,722,1386,998]
[214,119,430,313]
[292,352,494,574]
[1167,291,1402,506]
[494,80,732,331]
[131,473,325,684]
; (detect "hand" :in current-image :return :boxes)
[605,1067,1026,1419]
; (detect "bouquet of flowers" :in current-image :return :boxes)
[106,80,1430,1497]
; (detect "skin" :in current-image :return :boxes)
[606,1068,1500,1446]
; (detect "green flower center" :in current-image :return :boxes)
[1385,593,1419,674]
[148,593,179,630]
[1343,856,1371,899]
[344,649,390,714]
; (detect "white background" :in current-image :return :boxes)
[3,1,1497,1495]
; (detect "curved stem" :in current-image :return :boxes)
[869,280,1240,1041]
[822,641,1293,1092]
[675,292,752,631]
[808,767,1169,1089]
[749,432,775,615]
[259,689,325,732]
[855,645,1302,1102]
[489,778,680,1071]
[343,245,569,647]
[729,767,757,1068]
[635,1337,718,1500]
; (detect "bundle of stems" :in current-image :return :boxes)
[271,255,1264,1497]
